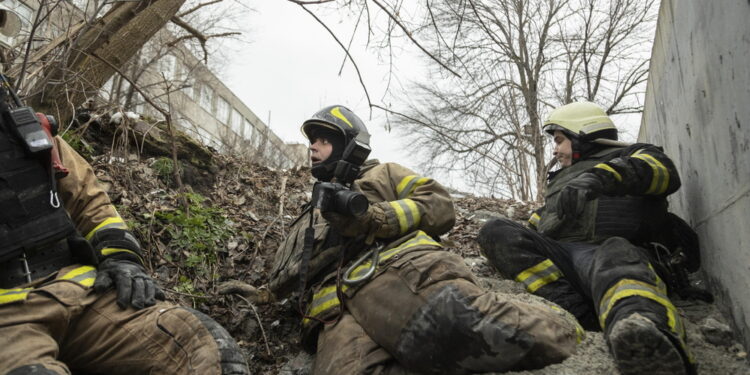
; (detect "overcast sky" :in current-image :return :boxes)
[221,2,425,172]
[218,1,644,192]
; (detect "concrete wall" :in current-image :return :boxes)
[640,0,750,349]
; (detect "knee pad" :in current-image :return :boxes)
[7,364,60,375]
[183,308,250,375]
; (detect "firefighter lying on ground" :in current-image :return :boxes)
[0,87,249,373]
[477,101,697,375]
[269,105,583,375]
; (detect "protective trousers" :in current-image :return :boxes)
[313,248,581,375]
[477,218,691,359]
[0,267,248,375]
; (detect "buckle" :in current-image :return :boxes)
[19,253,32,284]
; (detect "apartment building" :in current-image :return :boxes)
[0,0,308,170]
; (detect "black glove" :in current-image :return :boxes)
[322,202,389,238]
[556,172,604,220]
[94,259,165,309]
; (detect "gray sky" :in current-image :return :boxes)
[221,1,426,173]
[219,1,644,193]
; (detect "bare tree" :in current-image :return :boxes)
[294,0,656,200]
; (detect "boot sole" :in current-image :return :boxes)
[609,313,688,375]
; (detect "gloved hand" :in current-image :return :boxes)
[94,258,165,309]
[556,172,604,220]
[322,202,389,238]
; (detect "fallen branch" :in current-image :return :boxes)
[237,295,272,357]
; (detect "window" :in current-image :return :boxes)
[230,109,242,135]
[216,97,229,124]
[243,119,254,141]
[158,54,176,81]
[191,81,201,101]
[200,85,214,111]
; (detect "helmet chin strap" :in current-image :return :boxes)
[311,160,337,181]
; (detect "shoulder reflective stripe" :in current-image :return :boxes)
[514,259,562,293]
[594,163,623,182]
[632,153,669,194]
[528,213,541,226]
[59,266,97,287]
[397,176,431,199]
[390,199,421,234]
[598,278,677,333]
[330,107,354,128]
[0,288,32,304]
[85,215,127,240]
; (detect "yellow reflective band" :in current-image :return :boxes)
[594,163,622,182]
[632,153,669,194]
[100,248,144,264]
[515,259,562,293]
[598,278,677,332]
[85,216,127,240]
[330,107,354,128]
[527,270,562,293]
[516,259,555,283]
[528,213,541,227]
[60,265,96,280]
[396,176,430,199]
[403,199,421,228]
[389,201,410,234]
[0,288,32,304]
[59,266,97,287]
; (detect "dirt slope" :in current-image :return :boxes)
[81,120,749,374]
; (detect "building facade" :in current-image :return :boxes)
[1,0,308,170]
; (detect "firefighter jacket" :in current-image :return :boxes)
[529,143,681,244]
[269,159,455,300]
[0,136,142,304]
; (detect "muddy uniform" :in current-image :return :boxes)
[0,136,247,374]
[271,160,581,375]
[478,143,695,370]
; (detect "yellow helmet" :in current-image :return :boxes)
[543,102,617,141]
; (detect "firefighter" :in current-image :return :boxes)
[0,114,249,373]
[477,101,695,375]
[269,105,583,375]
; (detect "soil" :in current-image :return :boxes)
[81,118,750,374]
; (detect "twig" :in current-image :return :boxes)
[237,295,272,357]
[164,288,215,299]
[296,4,372,108]
[277,176,288,239]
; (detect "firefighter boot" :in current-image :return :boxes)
[608,313,696,375]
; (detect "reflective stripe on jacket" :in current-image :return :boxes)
[269,160,455,297]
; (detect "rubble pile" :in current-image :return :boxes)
[80,119,749,374]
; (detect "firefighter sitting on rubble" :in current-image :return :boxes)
[269,105,583,374]
[478,101,696,375]
[0,97,249,372]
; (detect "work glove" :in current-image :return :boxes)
[94,258,165,309]
[323,202,392,238]
[556,172,604,220]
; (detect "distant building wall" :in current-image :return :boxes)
[640,0,750,349]
[4,0,307,170]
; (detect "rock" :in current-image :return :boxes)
[279,352,314,375]
[700,317,734,346]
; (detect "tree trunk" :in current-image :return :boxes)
[27,0,187,123]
